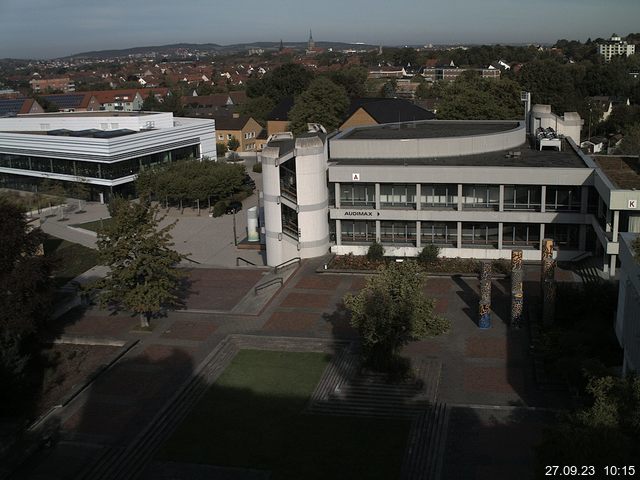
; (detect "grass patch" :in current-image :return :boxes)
[72,217,113,233]
[43,236,99,287]
[158,349,410,479]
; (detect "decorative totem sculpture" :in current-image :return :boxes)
[541,238,556,325]
[479,261,492,329]
[511,249,524,328]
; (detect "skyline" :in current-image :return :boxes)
[0,0,639,59]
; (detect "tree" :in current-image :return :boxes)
[0,199,53,411]
[437,74,524,120]
[227,135,240,152]
[327,66,368,98]
[536,375,640,471]
[343,262,450,370]
[238,95,276,125]
[617,123,640,155]
[288,77,349,134]
[94,199,186,328]
[246,63,314,102]
[367,241,384,262]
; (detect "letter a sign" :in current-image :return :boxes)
[352,173,360,181]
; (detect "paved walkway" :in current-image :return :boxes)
[9,258,569,480]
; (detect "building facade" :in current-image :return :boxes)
[0,111,216,201]
[615,233,640,374]
[598,34,636,62]
[260,107,640,272]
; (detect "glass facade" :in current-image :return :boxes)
[462,184,500,209]
[504,185,542,210]
[461,223,499,248]
[0,145,197,182]
[340,183,375,208]
[421,184,457,209]
[279,159,297,202]
[281,204,298,239]
[341,220,376,244]
[545,186,581,212]
[502,223,540,248]
[421,221,457,247]
[380,221,416,245]
[546,224,580,249]
[379,183,416,208]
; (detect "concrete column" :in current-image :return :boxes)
[376,220,381,242]
[415,184,421,211]
[457,221,462,249]
[613,210,620,242]
[540,185,546,213]
[539,224,545,250]
[335,219,341,246]
[375,183,381,210]
[605,208,612,233]
[580,186,589,214]
[579,224,587,251]
[334,182,341,208]
[610,254,617,276]
[416,221,421,248]
[499,185,505,212]
[498,222,504,250]
[457,184,463,211]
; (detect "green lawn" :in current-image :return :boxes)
[72,217,113,233]
[158,350,410,480]
[43,236,99,287]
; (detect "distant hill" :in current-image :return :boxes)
[66,41,378,59]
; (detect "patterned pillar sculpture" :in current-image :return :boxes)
[478,261,492,329]
[541,239,556,325]
[511,249,524,328]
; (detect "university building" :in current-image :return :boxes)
[260,106,640,277]
[0,111,216,201]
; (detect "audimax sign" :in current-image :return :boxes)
[344,211,381,217]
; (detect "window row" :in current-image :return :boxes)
[336,183,585,212]
[0,146,197,180]
[339,220,580,249]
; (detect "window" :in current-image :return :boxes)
[421,184,457,208]
[462,185,499,209]
[227,134,232,140]
[421,222,457,247]
[279,160,297,201]
[341,220,376,243]
[546,224,579,249]
[502,223,540,248]
[281,204,298,239]
[218,135,223,140]
[461,223,499,248]
[380,184,416,208]
[504,185,541,210]
[340,183,375,208]
[380,221,416,245]
[545,186,581,211]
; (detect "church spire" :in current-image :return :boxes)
[308,29,315,51]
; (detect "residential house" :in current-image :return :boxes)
[215,115,263,153]
[0,98,44,117]
[29,76,75,93]
[598,34,636,62]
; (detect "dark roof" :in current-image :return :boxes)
[47,128,137,139]
[41,93,88,110]
[0,98,29,116]
[267,138,295,155]
[351,98,435,124]
[266,97,295,121]
[342,121,519,140]
[330,139,587,169]
[214,115,252,130]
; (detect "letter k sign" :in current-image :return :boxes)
[629,199,637,209]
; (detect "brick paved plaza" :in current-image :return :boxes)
[13,259,562,479]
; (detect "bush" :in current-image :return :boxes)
[417,244,440,265]
[252,162,262,173]
[212,200,228,218]
[366,241,385,262]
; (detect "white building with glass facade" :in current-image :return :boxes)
[260,107,640,273]
[0,111,216,201]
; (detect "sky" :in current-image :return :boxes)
[0,0,639,59]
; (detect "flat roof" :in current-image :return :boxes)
[330,139,587,169]
[17,111,157,118]
[594,155,640,189]
[341,121,521,140]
